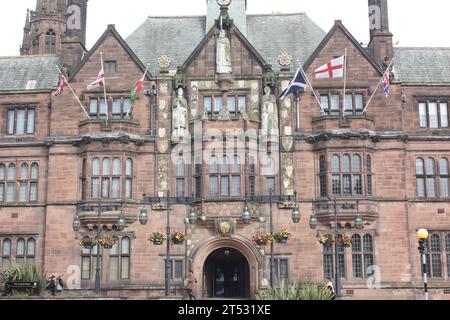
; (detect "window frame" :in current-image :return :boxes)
[5,107,36,135]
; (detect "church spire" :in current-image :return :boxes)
[36,0,66,15]
[20,9,31,55]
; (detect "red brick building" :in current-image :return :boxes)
[0,0,449,299]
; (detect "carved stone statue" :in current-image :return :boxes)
[171,87,188,143]
[216,30,232,74]
[261,86,279,135]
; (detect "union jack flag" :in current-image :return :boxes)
[383,72,391,97]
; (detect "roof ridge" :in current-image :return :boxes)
[247,12,307,17]
[395,47,450,50]
[0,54,59,60]
[146,15,206,19]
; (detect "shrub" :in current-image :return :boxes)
[0,263,48,296]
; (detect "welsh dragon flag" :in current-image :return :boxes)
[130,73,145,106]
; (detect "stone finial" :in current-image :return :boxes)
[277,52,292,70]
[158,55,172,73]
[217,0,232,7]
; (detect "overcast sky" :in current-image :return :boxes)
[1,0,449,56]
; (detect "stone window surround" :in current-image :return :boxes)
[81,155,134,201]
[417,100,449,129]
[0,161,39,204]
[5,106,36,136]
[318,90,368,116]
[80,234,133,284]
[317,152,373,198]
[415,156,449,199]
[87,94,132,119]
[0,236,37,273]
[202,91,248,117]
[422,231,450,280]
[322,231,376,282]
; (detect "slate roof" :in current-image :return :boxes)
[0,55,60,91]
[393,48,450,85]
[125,13,326,75]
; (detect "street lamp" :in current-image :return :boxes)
[188,207,199,225]
[73,200,147,295]
[139,207,149,225]
[242,204,251,224]
[417,228,429,300]
[165,190,171,297]
[309,198,363,297]
[291,191,300,224]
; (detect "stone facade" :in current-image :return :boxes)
[0,0,449,300]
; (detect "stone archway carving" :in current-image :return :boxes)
[188,234,264,299]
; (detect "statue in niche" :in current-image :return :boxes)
[171,87,188,143]
[261,86,279,135]
[216,29,232,74]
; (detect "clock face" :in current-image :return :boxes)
[217,0,232,7]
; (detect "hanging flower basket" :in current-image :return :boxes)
[171,232,187,245]
[273,230,291,244]
[318,234,335,246]
[80,238,97,250]
[98,235,117,249]
[252,232,273,246]
[148,232,166,246]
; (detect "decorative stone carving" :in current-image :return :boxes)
[281,136,294,152]
[217,0,232,6]
[261,86,279,135]
[281,154,294,196]
[190,82,199,118]
[171,87,188,144]
[216,30,232,74]
[218,104,231,121]
[157,138,169,154]
[277,52,293,68]
[157,157,168,195]
[158,55,171,72]
[159,83,169,95]
[215,218,235,236]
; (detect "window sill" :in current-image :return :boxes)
[79,118,139,127]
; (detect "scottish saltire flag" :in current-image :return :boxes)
[383,72,391,97]
[279,69,308,100]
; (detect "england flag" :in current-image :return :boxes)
[314,56,345,79]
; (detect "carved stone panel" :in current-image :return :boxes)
[156,156,169,197]
[215,218,236,236]
[281,153,294,196]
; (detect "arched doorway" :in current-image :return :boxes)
[203,248,250,298]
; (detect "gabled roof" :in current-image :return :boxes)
[69,24,152,82]
[0,55,60,92]
[125,13,325,74]
[303,20,383,76]
[180,22,269,72]
[393,47,450,85]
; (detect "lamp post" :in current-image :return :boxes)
[310,198,363,298]
[165,190,171,297]
[417,228,429,300]
[243,190,300,288]
[74,199,147,295]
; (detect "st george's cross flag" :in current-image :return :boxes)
[383,72,391,97]
[279,69,308,100]
[314,56,345,79]
[53,76,68,96]
[87,65,105,90]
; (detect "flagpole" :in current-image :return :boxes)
[296,60,325,115]
[55,66,90,119]
[362,58,395,114]
[100,52,109,126]
[127,64,150,118]
[342,48,348,118]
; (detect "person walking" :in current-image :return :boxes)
[185,270,198,300]
[47,276,56,296]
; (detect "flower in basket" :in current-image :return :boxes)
[338,234,352,247]
[80,238,97,249]
[252,232,273,246]
[147,232,166,245]
[98,235,117,248]
[171,232,187,244]
[318,234,335,246]
[273,229,292,243]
